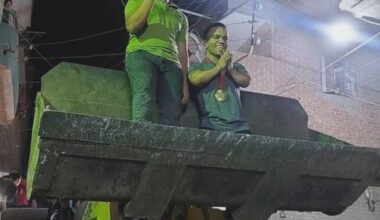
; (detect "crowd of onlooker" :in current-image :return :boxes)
[0,173,31,211]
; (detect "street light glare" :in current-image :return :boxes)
[325,22,356,44]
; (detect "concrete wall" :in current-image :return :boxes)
[235,24,380,219]
[0,22,19,117]
[7,0,33,30]
[0,0,3,20]
[0,65,14,124]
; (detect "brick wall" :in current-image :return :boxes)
[271,26,321,72]
[237,52,380,147]
[234,24,380,219]
[234,25,380,148]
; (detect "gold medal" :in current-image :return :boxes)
[214,89,227,102]
[204,58,228,102]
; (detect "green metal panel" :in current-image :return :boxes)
[81,202,111,220]
[41,62,132,120]
[27,62,132,198]
[26,93,45,199]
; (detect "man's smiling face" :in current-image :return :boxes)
[206,27,228,57]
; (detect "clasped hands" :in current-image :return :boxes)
[216,51,233,74]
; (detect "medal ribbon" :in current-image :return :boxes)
[205,58,226,90]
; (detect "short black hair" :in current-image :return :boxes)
[202,22,227,41]
[4,0,12,5]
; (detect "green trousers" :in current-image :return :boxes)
[125,50,183,126]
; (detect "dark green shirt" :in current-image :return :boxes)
[125,0,188,64]
[189,62,250,132]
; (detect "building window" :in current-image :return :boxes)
[332,62,356,95]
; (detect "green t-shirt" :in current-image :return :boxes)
[189,62,250,133]
[125,0,188,64]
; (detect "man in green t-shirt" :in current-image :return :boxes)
[189,23,251,133]
[125,0,189,126]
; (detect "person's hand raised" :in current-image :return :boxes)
[216,51,232,71]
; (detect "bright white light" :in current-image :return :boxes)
[325,22,356,44]
[211,206,226,211]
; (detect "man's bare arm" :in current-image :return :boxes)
[125,0,155,34]
[228,69,251,88]
[178,42,189,104]
[189,52,231,86]
[189,66,221,86]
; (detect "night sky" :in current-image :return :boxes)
[29,0,227,77]
[30,0,128,75]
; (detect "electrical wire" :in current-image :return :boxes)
[180,9,212,20]
[357,75,380,87]
[357,54,380,72]
[32,27,125,47]
[181,0,199,14]
[234,0,257,64]
[25,2,378,71]
[274,79,380,108]
[189,0,228,29]
[276,0,293,7]
[6,1,379,142]
[16,37,252,61]
[262,30,380,107]
[224,20,252,26]
[354,55,380,86]
[25,53,124,60]
[186,0,379,85]
[22,0,231,51]
[275,0,317,29]
[110,58,126,69]
[186,1,380,106]
[322,32,380,72]
[219,0,251,21]
[307,81,380,107]
[188,0,209,16]
[176,0,193,8]
[273,78,380,109]
[18,33,54,67]
[18,0,379,102]
[19,81,41,85]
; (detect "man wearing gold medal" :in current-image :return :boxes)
[189,23,251,133]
